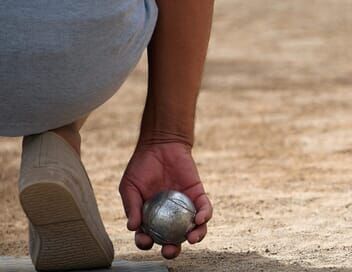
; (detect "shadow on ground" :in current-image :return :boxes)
[120,250,352,272]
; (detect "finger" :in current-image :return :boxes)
[161,244,182,259]
[119,180,143,231]
[135,229,154,250]
[187,223,207,244]
[194,193,213,225]
[182,182,213,225]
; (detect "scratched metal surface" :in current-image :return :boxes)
[0,257,169,272]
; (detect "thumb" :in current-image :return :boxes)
[119,181,143,231]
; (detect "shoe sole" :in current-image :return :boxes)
[20,181,112,271]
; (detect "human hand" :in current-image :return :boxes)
[119,142,213,259]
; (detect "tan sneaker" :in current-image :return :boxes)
[18,132,114,271]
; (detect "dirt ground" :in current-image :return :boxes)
[1,0,352,271]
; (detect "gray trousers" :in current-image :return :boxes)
[0,0,158,136]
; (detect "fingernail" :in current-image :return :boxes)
[127,220,134,230]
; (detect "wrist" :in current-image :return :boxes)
[138,129,194,147]
[138,100,195,147]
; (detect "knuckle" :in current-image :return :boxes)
[118,185,125,196]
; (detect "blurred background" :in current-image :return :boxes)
[1,0,352,271]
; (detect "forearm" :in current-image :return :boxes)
[139,0,214,147]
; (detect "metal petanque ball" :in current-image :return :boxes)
[142,190,196,245]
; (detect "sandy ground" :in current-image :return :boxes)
[1,0,352,271]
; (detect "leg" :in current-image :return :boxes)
[49,115,89,156]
